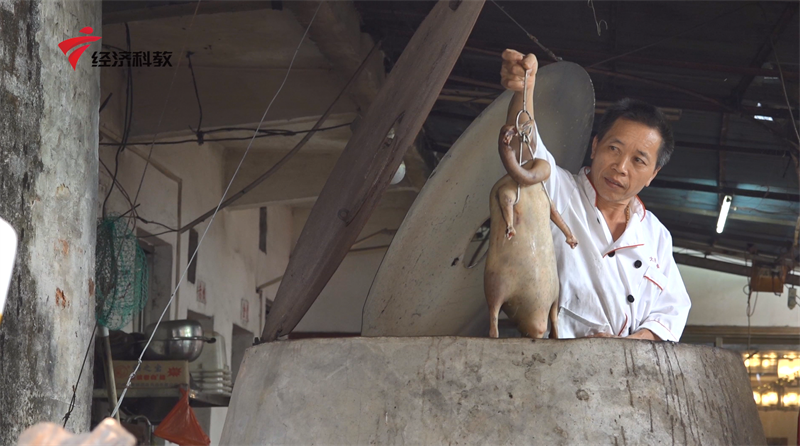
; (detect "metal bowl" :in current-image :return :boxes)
[140,320,216,361]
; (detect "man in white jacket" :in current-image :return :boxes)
[500,49,691,341]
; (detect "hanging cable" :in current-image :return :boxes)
[111,1,324,418]
[490,0,561,62]
[186,50,205,144]
[178,39,380,234]
[770,38,800,146]
[62,322,98,427]
[587,4,751,68]
[587,0,608,36]
[102,23,134,219]
[130,0,203,212]
[97,122,353,146]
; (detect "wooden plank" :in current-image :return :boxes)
[260,0,485,342]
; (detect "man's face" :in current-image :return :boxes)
[589,118,662,205]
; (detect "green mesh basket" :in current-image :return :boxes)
[95,215,149,330]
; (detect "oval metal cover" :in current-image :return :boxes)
[361,62,594,337]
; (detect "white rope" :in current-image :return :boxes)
[111,1,324,417]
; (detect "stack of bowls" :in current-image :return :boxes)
[189,331,233,395]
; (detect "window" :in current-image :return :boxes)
[188,228,198,284]
[259,207,267,254]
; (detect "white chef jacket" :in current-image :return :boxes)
[531,127,691,342]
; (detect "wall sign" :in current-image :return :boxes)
[196,280,206,304]
[241,298,249,324]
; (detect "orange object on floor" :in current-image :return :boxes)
[153,388,210,446]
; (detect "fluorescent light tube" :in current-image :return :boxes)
[716,195,733,234]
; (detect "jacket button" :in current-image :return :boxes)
[634,260,642,268]
[627,294,635,303]
[608,251,616,258]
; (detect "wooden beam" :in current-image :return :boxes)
[650,179,799,203]
[673,253,799,286]
[260,0,485,342]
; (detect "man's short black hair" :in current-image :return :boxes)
[595,98,675,170]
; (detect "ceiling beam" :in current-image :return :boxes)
[675,140,789,157]
[647,203,796,227]
[650,179,799,203]
[667,223,791,248]
[672,238,781,265]
[443,71,797,120]
[369,13,798,81]
[673,253,799,286]
[102,1,276,25]
[462,42,799,82]
[728,2,799,105]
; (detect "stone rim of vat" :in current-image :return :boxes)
[222,337,766,446]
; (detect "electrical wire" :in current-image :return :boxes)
[62,322,98,428]
[177,40,381,234]
[489,0,561,62]
[111,1,323,418]
[587,0,608,36]
[97,122,353,146]
[130,0,203,213]
[101,153,177,234]
[586,4,751,68]
[186,50,204,142]
[102,23,134,219]
[770,38,800,147]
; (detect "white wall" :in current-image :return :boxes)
[98,140,292,444]
[290,191,416,333]
[680,264,800,327]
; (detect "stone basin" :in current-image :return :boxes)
[221,337,765,445]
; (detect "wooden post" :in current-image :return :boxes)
[260,0,485,342]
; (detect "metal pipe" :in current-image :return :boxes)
[98,326,120,422]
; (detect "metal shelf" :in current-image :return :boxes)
[93,386,230,407]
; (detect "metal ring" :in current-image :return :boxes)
[515,109,534,140]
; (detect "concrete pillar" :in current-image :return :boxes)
[222,337,766,445]
[0,0,101,441]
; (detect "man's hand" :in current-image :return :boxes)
[501,49,538,134]
[500,49,538,92]
[586,329,661,341]
[625,328,661,341]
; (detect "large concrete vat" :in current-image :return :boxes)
[221,337,765,445]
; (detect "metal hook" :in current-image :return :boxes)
[512,70,538,206]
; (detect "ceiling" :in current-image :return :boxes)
[99,1,799,276]
[355,0,800,268]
